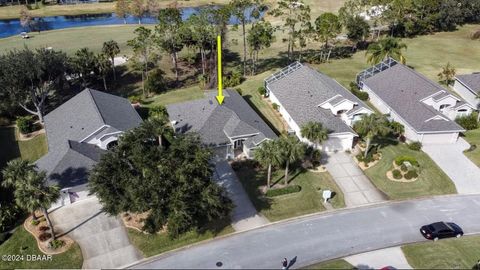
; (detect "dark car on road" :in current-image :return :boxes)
[420,222,463,241]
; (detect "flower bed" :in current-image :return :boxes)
[23,213,74,255]
[386,157,420,182]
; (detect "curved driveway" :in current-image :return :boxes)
[132,195,480,269]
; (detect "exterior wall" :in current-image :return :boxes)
[269,91,302,135]
[454,80,479,108]
[49,183,90,210]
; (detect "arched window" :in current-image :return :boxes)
[106,140,118,150]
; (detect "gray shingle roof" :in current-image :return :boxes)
[36,88,142,188]
[456,73,480,94]
[167,90,277,147]
[361,62,465,133]
[265,63,372,134]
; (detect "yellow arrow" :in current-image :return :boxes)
[216,35,224,105]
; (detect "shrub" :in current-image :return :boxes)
[272,103,279,111]
[38,226,49,232]
[128,94,143,104]
[404,170,418,180]
[349,82,369,101]
[16,116,35,134]
[392,169,402,179]
[466,144,477,152]
[455,113,478,130]
[38,232,52,242]
[400,164,408,172]
[148,105,168,121]
[408,141,422,151]
[49,239,65,249]
[266,185,301,197]
[394,156,419,167]
[31,219,40,226]
[223,69,243,88]
[257,86,266,96]
[145,69,167,94]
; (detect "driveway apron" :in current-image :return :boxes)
[213,159,269,231]
[50,197,142,269]
[423,138,480,194]
[323,152,387,207]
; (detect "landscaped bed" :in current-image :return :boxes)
[463,129,480,168]
[364,144,456,200]
[233,161,345,222]
[0,226,82,269]
[402,235,480,269]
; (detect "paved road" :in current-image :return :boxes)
[423,138,480,194]
[132,195,480,269]
[213,160,269,231]
[50,197,142,269]
[323,152,387,207]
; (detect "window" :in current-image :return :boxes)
[458,109,468,112]
[439,104,450,111]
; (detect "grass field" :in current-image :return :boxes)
[0,226,83,269]
[364,143,457,200]
[402,235,480,269]
[235,162,345,222]
[127,224,234,258]
[303,259,353,269]
[0,126,47,168]
[463,129,480,167]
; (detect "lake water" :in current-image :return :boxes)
[0,6,263,39]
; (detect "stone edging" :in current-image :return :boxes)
[386,161,418,183]
[23,216,74,255]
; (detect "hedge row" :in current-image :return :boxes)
[265,185,301,197]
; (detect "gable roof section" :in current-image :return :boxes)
[359,60,465,133]
[36,88,142,188]
[265,62,372,135]
[456,73,480,95]
[167,90,277,147]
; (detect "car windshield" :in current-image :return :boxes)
[427,225,435,231]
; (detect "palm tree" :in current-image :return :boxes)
[354,114,391,158]
[254,140,281,189]
[2,159,37,219]
[102,40,121,81]
[2,159,60,238]
[278,136,306,185]
[301,121,328,159]
[365,37,407,64]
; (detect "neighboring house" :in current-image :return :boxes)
[264,62,373,152]
[357,58,473,144]
[453,73,480,108]
[36,89,143,209]
[167,89,277,159]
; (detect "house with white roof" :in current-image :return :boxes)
[357,58,474,144]
[264,62,373,152]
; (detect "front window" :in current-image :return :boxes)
[439,104,450,111]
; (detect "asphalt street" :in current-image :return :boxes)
[132,195,480,269]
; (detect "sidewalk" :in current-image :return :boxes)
[345,247,412,269]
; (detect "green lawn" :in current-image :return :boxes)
[402,235,480,269]
[234,162,345,222]
[303,259,354,269]
[127,223,234,258]
[0,226,83,269]
[463,129,480,167]
[364,143,457,200]
[0,126,47,167]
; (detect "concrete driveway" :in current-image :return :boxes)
[132,194,480,269]
[213,159,269,231]
[50,197,142,269]
[323,152,387,207]
[423,138,480,194]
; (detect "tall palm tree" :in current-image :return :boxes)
[254,140,281,189]
[102,40,121,81]
[301,121,328,158]
[2,159,60,238]
[2,159,37,219]
[278,135,306,185]
[365,37,407,64]
[354,114,391,158]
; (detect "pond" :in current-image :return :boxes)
[0,6,264,39]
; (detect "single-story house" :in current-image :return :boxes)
[357,58,474,144]
[36,88,143,209]
[167,89,277,159]
[453,72,480,108]
[264,62,373,152]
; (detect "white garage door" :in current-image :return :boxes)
[421,133,458,145]
[322,137,353,152]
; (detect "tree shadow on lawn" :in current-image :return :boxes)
[243,94,282,135]
[270,165,304,187]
